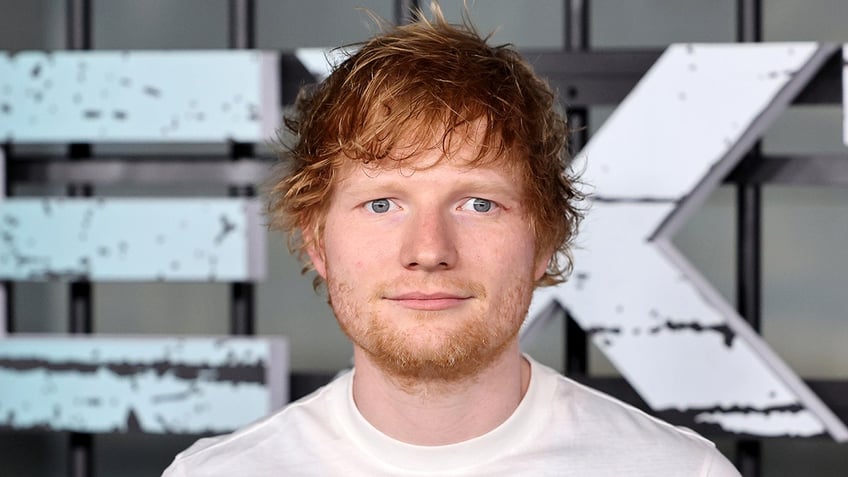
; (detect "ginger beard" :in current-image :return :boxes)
[326,272,536,384]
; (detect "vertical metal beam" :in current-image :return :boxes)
[67,1,95,476]
[565,310,588,375]
[0,143,7,196]
[565,0,590,51]
[67,0,92,50]
[228,1,257,336]
[735,1,763,475]
[67,155,94,477]
[69,424,94,477]
[564,109,589,376]
[229,0,255,49]
[736,179,762,331]
[69,279,93,334]
[231,276,255,335]
[563,0,591,377]
[736,438,762,477]
[1,142,9,336]
[226,0,256,161]
[0,281,8,335]
[228,164,256,335]
[737,0,763,43]
[395,0,421,25]
[735,163,763,477]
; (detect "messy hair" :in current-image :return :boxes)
[266,5,583,288]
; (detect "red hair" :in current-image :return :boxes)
[266,7,583,288]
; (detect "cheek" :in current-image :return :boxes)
[324,226,390,274]
[464,228,537,274]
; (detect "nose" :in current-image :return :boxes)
[400,208,458,271]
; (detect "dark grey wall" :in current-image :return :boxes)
[1,0,846,475]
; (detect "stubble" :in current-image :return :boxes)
[327,274,534,387]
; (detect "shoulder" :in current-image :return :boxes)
[162,372,350,477]
[530,360,740,476]
[536,362,704,446]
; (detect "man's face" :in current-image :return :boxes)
[307,137,549,383]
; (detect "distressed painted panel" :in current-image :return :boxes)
[526,43,848,441]
[0,334,288,434]
[574,43,820,200]
[0,198,266,281]
[0,50,279,143]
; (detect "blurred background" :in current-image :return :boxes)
[1,0,847,476]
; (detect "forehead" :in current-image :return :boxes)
[332,139,523,191]
[336,118,522,179]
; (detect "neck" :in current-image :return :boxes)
[351,341,530,446]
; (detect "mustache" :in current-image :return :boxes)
[372,277,487,300]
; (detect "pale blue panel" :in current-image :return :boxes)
[0,198,266,281]
[0,334,288,434]
[0,50,279,143]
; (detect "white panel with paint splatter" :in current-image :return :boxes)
[0,50,279,143]
[527,42,848,441]
[0,198,266,281]
[695,410,824,438]
[574,43,818,200]
[0,335,288,434]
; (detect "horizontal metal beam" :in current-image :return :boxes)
[0,198,266,281]
[8,158,273,186]
[0,334,288,434]
[6,154,847,187]
[525,49,662,105]
[522,47,842,106]
[726,154,848,186]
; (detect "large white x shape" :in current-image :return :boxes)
[526,42,847,441]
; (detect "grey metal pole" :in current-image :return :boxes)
[395,0,421,25]
[67,0,92,50]
[1,143,10,335]
[66,0,96,473]
[563,0,590,377]
[229,0,255,49]
[735,1,763,476]
[565,0,589,51]
[228,0,257,335]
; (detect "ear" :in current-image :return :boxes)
[534,249,554,281]
[304,229,328,279]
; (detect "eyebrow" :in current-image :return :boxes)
[339,174,523,202]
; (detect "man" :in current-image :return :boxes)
[164,7,740,476]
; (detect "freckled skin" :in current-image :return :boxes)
[308,139,549,384]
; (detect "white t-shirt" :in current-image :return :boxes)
[163,356,740,476]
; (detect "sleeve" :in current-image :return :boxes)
[703,448,742,477]
[161,457,187,477]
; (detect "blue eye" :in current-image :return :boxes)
[461,198,493,213]
[366,198,393,213]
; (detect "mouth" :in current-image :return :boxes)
[384,292,473,311]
